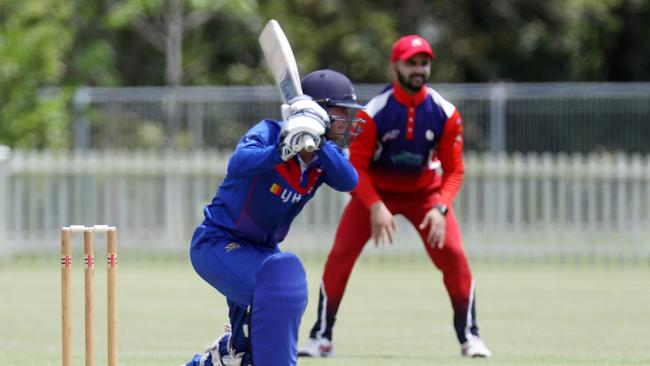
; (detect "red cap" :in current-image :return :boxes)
[391,35,435,62]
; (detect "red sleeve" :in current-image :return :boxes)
[435,110,465,206]
[349,110,381,209]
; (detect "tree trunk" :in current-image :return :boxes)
[167,0,183,86]
[165,0,184,149]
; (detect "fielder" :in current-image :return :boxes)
[299,35,491,358]
[182,69,364,366]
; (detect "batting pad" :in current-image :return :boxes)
[251,252,308,366]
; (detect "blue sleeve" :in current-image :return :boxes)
[316,142,358,192]
[227,122,283,177]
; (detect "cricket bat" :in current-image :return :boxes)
[258,19,316,152]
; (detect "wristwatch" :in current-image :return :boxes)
[434,204,448,216]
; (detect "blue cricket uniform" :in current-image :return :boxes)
[188,119,357,365]
[199,119,357,250]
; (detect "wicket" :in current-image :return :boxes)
[61,225,118,366]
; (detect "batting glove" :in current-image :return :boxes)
[279,96,328,161]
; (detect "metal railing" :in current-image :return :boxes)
[2,150,649,262]
[72,83,650,154]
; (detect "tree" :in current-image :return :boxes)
[605,0,650,81]
[106,0,258,86]
[0,0,73,148]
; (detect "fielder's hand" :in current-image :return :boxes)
[279,96,329,161]
[419,207,446,249]
[370,201,396,246]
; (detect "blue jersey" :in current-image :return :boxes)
[199,119,358,249]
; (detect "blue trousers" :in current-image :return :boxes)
[190,225,280,353]
[189,225,307,365]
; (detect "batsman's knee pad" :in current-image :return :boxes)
[251,252,308,366]
[255,252,308,306]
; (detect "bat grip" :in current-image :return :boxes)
[302,134,316,152]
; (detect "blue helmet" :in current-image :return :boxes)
[301,69,364,148]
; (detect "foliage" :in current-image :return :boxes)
[0,0,73,148]
[1,0,649,148]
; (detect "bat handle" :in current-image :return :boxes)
[302,134,316,152]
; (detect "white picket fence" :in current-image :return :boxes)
[1,150,650,262]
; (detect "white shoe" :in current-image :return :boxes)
[297,337,334,357]
[201,324,245,366]
[461,336,491,358]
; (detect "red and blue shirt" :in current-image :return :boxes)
[200,119,358,249]
[351,81,464,208]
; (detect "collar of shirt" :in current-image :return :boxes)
[392,81,428,140]
[297,153,319,173]
[392,80,428,107]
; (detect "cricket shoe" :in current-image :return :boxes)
[297,337,334,357]
[203,326,248,366]
[183,325,248,366]
[461,336,491,358]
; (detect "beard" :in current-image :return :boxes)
[396,70,427,93]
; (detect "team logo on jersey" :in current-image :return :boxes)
[390,151,424,166]
[382,129,400,143]
[425,129,435,141]
[269,183,303,204]
[225,242,240,252]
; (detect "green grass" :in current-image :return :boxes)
[1,256,649,365]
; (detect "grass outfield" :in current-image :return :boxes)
[1,256,649,366]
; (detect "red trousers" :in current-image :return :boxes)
[307,190,480,344]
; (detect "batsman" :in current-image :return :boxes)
[181,69,364,366]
